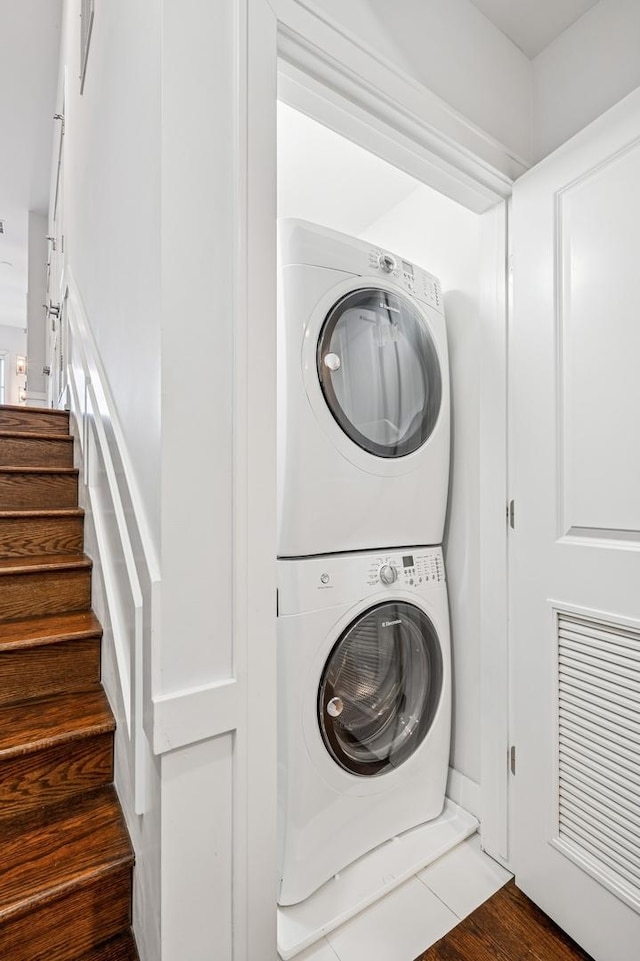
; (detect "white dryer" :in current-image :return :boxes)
[278,219,450,558]
[277,545,451,906]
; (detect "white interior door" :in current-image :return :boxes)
[511,90,640,960]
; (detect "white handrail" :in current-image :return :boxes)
[60,267,160,815]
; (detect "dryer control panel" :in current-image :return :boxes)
[278,546,446,616]
[366,247,442,312]
[279,219,444,315]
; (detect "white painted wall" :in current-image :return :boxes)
[26,211,48,402]
[286,0,533,163]
[57,0,161,550]
[54,2,279,958]
[0,323,27,405]
[278,105,483,786]
[55,1,162,956]
[0,0,61,332]
[533,0,640,160]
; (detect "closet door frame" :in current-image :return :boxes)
[232,1,515,955]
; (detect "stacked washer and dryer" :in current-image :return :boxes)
[277,219,453,909]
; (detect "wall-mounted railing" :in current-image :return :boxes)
[60,269,160,815]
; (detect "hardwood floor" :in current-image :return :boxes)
[416,881,595,961]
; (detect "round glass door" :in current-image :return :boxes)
[318,602,443,777]
[317,288,442,458]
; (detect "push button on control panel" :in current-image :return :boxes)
[401,552,445,585]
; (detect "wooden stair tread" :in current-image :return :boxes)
[0,430,72,442]
[0,554,92,575]
[0,785,133,922]
[0,689,114,757]
[0,509,84,518]
[0,611,102,650]
[0,405,68,417]
[76,933,139,961]
[0,467,78,475]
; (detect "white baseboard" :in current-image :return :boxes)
[446,766,481,821]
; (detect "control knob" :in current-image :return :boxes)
[378,563,398,585]
[378,253,396,273]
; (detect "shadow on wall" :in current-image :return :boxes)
[441,288,481,783]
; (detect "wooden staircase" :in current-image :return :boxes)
[0,405,139,961]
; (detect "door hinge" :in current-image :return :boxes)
[510,745,516,775]
[507,499,515,529]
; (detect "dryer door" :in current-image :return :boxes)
[317,288,442,458]
[318,601,443,776]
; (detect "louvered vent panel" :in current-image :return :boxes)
[558,613,640,904]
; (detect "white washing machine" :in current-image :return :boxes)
[278,219,450,558]
[277,545,451,906]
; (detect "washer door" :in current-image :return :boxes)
[317,288,442,458]
[318,601,443,777]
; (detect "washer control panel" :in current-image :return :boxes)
[278,546,446,615]
[367,247,442,312]
[366,548,445,589]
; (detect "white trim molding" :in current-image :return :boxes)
[446,767,482,821]
[275,0,529,212]
[479,201,510,864]
[153,679,239,754]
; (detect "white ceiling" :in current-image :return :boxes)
[468,0,600,58]
[0,0,62,328]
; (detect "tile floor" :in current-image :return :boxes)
[292,834,512,961]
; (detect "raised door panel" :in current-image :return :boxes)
[557,143,640,541]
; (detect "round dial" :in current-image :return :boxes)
[378,563,398,585]
[378,253,396,273]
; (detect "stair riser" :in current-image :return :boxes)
[0,410,70,434]
[0,516,84,557]
[0,437,74,468]
[0,474,78,510]
[0,570,91,621]
[0,638,101,707]
[78,933,139,961]
[0,864,132,961]
[0,733,114,818]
